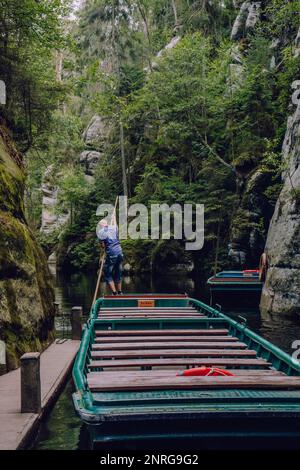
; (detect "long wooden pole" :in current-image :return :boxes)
[92,196,119,305]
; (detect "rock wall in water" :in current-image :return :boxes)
[261,80,300,316]
[0,123,55,371]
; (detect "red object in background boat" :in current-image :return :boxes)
[177,367,235,377]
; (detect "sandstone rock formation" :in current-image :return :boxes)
[40,164,69,234]
[294,28,300,58]
[82,115,110,149]
[260,93,300,316]
[0,123,55,371]
[156,36,181,58]
[231,2,261,41]
[79,150,103,176]
[229,170,272,268]
[78,115,110,181]
[150,36,181,71]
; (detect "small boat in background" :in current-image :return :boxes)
[207,270,263,307]
[208,270,262,293]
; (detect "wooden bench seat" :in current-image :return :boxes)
[87,370,300,392]
[94,335,238,343]
[88,358,272,369]
[98,310,203,315]
[92,341,247,351]
[100,307,196,311]
[98,314,206,319]
[91,348,257,359]
[95,329,230,337]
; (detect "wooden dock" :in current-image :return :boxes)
[0,340,79,450]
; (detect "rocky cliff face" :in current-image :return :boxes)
[79,115,109,181]
[261,92,300,316]
[228,3,300,315]
[0,124,55,371]
[228,0,266,268]
[40,115,108,234]
[229,170,273,268]
[41,164,70,234]
[231,1,261,41]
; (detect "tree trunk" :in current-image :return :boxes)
[112,2,128,197]
[171,0,179,29]
[55,51,63,82]
[120,121,128,197]
[137,2,154,72]
[214,216,221,275]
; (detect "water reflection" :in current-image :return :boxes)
[52,270,300,355]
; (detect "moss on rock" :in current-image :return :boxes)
[0,124,55,371]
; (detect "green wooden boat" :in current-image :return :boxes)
[72,294,300,449]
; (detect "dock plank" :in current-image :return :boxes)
[0,340,79,450]
[87,371,300,392]
[92,341,247,351]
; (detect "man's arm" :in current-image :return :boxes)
[111,212,117,227]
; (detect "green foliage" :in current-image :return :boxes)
[58,167,91,224]
[25,112,84,229]
[6,0,300,273]
[62,1,300,271]
[0,0,71,150]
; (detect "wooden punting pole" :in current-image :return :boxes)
[92,196,119,305]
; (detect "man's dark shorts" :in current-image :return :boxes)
[104,253,124,283]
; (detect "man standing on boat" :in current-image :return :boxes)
[96,215,124,296]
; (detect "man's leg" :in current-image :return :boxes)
[108,280,117,294]
[114,254,123,294]
[104,257,117,294]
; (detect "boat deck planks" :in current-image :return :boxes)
[94,335,239,343]
[89,302,297,391]
[91,348,258,359]
[92,341,247,350]
[72,294,300,444]
[97,314,206,319]
[87,370,300,392]
[89,358,272,369]
[95,329,230,336]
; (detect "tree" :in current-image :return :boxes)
[0,0,71,150]
[59,167,91,225]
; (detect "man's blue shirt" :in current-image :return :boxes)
[97,225,123,257]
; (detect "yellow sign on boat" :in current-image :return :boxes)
[138,299,155,308]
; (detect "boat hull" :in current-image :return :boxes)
[81,412,300,450]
